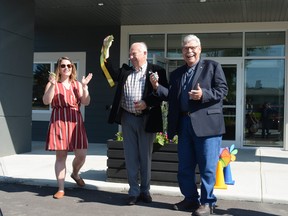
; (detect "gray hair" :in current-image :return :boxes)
[182,34,201,47]
[139,42,148,52]
[130,42,148,52]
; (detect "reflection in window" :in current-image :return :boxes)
[245,32,285,57]
[245,60,284,89]
[167,34,183,58]
[129,34,165,59]
[32,63,51,110]
[168,60,185,76]
[167,33,242,58]
[244,59,284,146]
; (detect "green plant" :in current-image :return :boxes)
[115,131,123,141]
[155,132,178,145]
[114,102,178,145]
[114,131,177,145]
[155,132,169,146]
[157,102,178,145]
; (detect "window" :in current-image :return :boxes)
[32,52,86,121]
[129,34,165,59]
[244,59,285,146]
[167,33,243,58]
[33,63,51,110]
[245,32,285,57]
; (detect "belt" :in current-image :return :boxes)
[182,112,191,116]
[127,111,145,117]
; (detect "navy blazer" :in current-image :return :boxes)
[157,59,228,139]
[105,60,169,133]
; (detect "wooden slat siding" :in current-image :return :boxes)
[107,168,201,186]
[153,143,178,152]
[107,160,178,172]
[107,159,126,169]
[152,152,178,162]
[107,140,179,152]
[107,139,125,149]
[107,149,125,158]
[106,140,201,186]
[151,161,178,171]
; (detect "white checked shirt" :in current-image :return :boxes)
[121,62,147,114]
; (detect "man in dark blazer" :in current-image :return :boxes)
[152,34,228,216]
[102,36,169,205]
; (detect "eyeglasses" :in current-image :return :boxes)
[183,46,199,51]
[60,64,72,68]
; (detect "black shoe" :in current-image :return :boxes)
[192,204,215,216]
[126,196,140,205]
[140,192,152,203]
[173,199,200,211]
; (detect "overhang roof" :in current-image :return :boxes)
[35,0,288,27]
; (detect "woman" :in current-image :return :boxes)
[43,57,93,199]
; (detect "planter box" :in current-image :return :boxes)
[106,139,200,186]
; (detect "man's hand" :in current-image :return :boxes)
[102,35,114,60]
[189,83,202,100]
[149,71,159,90]
[134,100,147,111]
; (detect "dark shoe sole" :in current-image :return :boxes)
[173,200,200,211]
[126,196,140,205]
[140,193,152,203]
[192,205,215,216]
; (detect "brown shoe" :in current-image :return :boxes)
[53,191,65,199]
[193,204,214,216]
[70,174,85,187]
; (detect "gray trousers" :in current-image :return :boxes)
[121,111,155,196]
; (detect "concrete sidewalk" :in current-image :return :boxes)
[0,141,288,204]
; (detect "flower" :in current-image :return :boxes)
[155,132,178,145]
[155,102,178,145]
[155,132,168,146]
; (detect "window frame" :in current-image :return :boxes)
[32,52,86,121]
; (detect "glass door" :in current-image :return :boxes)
[152,54,169,78]
[216,59,243,148]
[244,59,284,147]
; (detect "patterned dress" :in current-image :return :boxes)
[46,81,88,151]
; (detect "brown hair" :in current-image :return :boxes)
[55,56,77,81]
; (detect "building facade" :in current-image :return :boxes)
[0,0,34,156]
[120,23,288,149]
[1,0,288,156]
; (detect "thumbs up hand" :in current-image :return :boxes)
[188,83,202,100]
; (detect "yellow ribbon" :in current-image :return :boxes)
[100,35,115,87]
